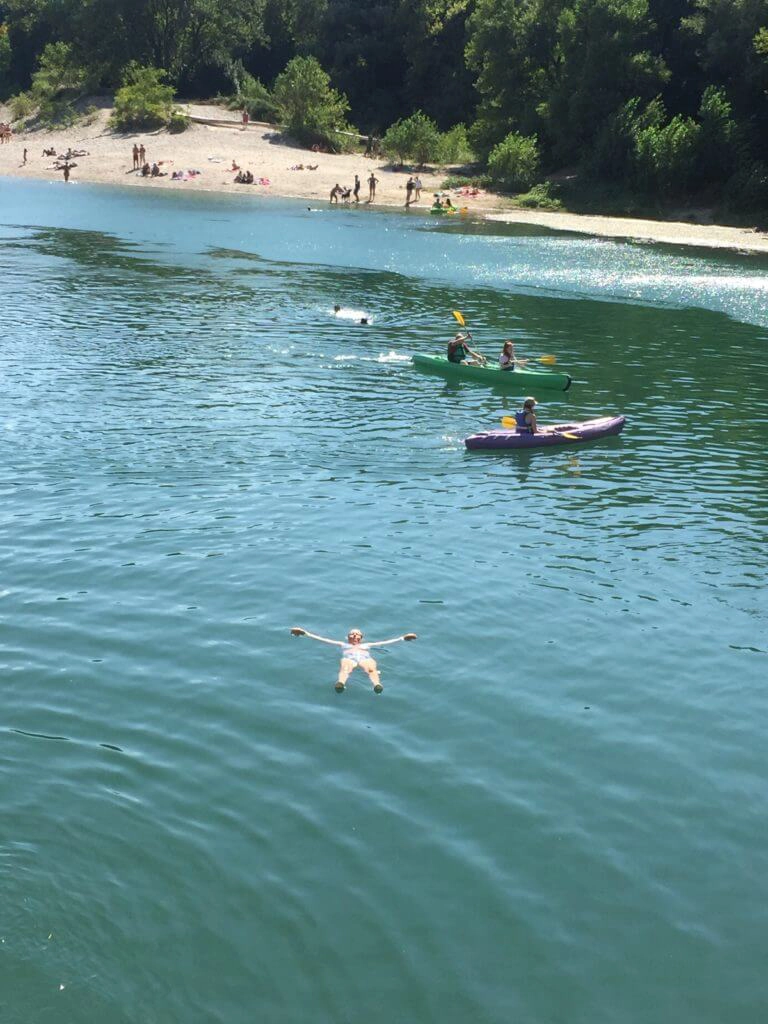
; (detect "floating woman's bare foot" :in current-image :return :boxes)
[373,682,383,694]
[335,681,346,692]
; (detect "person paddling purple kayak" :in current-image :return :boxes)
[290,626,417,693]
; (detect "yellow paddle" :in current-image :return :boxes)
[500,416,579,440]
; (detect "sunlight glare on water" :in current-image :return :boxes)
[1,180,767,1024]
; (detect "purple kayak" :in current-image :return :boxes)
[465,415,626,451]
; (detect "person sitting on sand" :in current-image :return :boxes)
[230,160,240,172]
[447,331,485,366]
[340,187,352,203]
[141,162,150,177]
[514,397,538,434]
[499,340,516,371]
[290,626,417,694]
[150,163,160,176]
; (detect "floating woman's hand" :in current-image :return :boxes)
[403,633,418,641]
[290,627,306,636]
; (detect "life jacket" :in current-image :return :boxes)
[515,409,532,432]
[447,342,467,363]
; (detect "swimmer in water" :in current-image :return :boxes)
[333,304,341,313]
[290,626,417,693]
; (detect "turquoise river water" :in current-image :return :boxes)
[1,179,767,1024]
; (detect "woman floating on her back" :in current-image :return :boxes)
[290,626,417,693]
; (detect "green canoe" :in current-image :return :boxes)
[412,353,572,392]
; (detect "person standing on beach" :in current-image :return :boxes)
[63,162,71,182]
[139,143,146,165]
[413,175,422,202]
[330,183,341,204]
[242,107,249,129]
[368,172,378,202]
[132,144,139,169]
[23,148,27,165]
[353,174,361,203]
[405,176,414,206]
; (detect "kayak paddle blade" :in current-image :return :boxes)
[452,310,465,327]
[538,355,557,365]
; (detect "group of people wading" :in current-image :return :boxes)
[330,173,379,204]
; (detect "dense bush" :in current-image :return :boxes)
[721,161,768,216]
[30,42,86,100]
[228,70,279,122]
[588,97,664,181]
[442,174,489,190]
[10,90,35,120]
[382,111,442,166]
[633,114,701,195]
[273,56,352,150]
[168,109,191,133]
[487,132,540,192]
[112,64,175,130]
[439,124,473,164]
[37,98,78,127]
[515,181,563,209]
[697,87,740,186]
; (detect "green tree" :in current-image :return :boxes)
[633,111,701,193]
[0,25,12,97]
[399,0,476,129]
[273,55,352,148]
[439,123,473,164]
[487,131,540,191]
[382,110,442,165]
[30,41,86,98]
[697,85,740,184]
[588,95,665,180]
[466,0,566,160]
[111,63,175,129]
[546,0,669,163]
[682,0,768,155]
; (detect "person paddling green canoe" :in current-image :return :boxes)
[447,331,486,366]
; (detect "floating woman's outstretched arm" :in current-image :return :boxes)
[290,627,343,646]
[366,633,418,648]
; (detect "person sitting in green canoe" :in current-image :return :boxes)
[499,340,516,370]
[447,331,486,365]
[290,626,417,693]
[514,397,539,433]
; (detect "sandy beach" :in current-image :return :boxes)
[2,101,768,254]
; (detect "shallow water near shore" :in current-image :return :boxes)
[2,179,767,1024]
